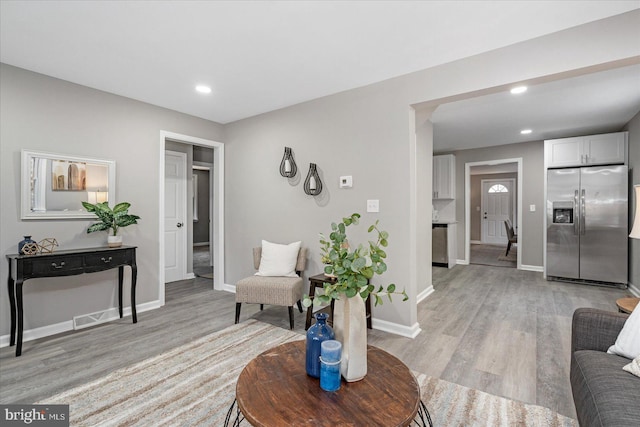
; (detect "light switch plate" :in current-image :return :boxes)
[530,204,536,212]
[367,199,379,213]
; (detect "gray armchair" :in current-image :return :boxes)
[234,247,307,330]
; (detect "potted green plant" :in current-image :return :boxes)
[303,213,407,382]
[81,201,140,247]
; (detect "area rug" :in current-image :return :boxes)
[38,320,576,426]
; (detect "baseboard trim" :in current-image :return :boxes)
[372,318,421,339]
[185,273,196,280]
[193,242,210,247]
[0,300,162,349]
[629,283,639,297]
[470,240,482,244]
[221,283,236,293]
[417,285,435,304]
[520,264,544,272]
[456,259,469,265]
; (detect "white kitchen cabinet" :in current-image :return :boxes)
[545,132,627,168]
[433,154,455,199]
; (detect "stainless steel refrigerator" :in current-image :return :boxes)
[547,165,628,286]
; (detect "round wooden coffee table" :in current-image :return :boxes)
[616,297,640,314]
[226,340,431,427]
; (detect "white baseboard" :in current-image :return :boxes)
[520,264,544,272]
[456,259,469,265]
[417,285,435,304]
[221,283,236,293]
[372,318,421,339]
[470,240,482,244]
[185,273,196,280]
[0,300,162,349]
[629,283,639,297]
[193,242,210,247]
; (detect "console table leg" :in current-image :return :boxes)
[16,280,24,357]
[118,266,124,318]
[8,259,16,346]
[130,264,137,323]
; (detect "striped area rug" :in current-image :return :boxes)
[39,320,576,426]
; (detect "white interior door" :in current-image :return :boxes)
[164,151,187,283]
[481,179,514,244]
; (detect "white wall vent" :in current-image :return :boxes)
[73,309,117,330]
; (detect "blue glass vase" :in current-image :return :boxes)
[18,236,36,254]
[306,312,334,378]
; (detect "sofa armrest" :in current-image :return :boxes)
[571,308,628,353]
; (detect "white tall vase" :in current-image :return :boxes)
[333,294,367,382]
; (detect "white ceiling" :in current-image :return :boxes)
[1,1,639,152]
[432,64,640,152]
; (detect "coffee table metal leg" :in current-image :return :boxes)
[224,399,244,427]
[413,399,433,427]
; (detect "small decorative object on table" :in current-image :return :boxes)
[18,236,36,255]
[81,201,140,248]
[305,312,334,378]
[320,340,342,392]
[38,238,58,254]
[303,213,408,382]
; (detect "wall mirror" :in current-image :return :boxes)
[21,150,116,220]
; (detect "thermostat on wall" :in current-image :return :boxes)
[339,176,353,188]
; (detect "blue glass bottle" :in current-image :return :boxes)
[306,312,334,378]
[18,236,36,254]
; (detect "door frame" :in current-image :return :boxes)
[480,178,516,244]
[193,161,214,268]
[159,131,225,306]
[164,150,188,282]
[464,158,522,269]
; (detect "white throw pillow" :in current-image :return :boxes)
[255,240,301,277]
[607,307,640,360]
[623,355,640,378]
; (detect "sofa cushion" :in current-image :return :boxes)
[572,350,640,427]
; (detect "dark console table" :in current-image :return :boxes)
[6,245,137,356]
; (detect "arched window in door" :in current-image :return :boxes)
[488,184,509,193]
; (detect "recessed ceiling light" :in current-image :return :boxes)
[195,85,211,94]
[510,86,527,94]
[520,129,532,135]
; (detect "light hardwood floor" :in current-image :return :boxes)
[0,264,632,419]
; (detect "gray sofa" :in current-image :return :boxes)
[570,308,640,426]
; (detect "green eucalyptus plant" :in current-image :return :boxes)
[81,201,140,236]
[303,213,408,307]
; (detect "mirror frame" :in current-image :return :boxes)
[21,149,116,220]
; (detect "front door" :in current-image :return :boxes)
[164,151,187,283]
[481,179,514,245]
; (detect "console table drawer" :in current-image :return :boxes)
[84,251,132,269]
[27,257,84,276]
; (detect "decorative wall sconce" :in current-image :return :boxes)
[304,163,323,196]
[279,147,297,178]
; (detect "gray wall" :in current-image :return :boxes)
[193,169,210,244]
[470,173,518,241]
[447,141,545,267]
[0,64,224,336]
[223,12,640,328]
[625,110,640,291]
[1,10,638,337]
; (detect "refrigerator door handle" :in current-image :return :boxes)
[580,189,586,235]
[574,190,580,235]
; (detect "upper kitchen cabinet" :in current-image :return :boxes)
[433,154,455,200]
[545,132,627,168]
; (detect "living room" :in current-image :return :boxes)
[1,2,639,426]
